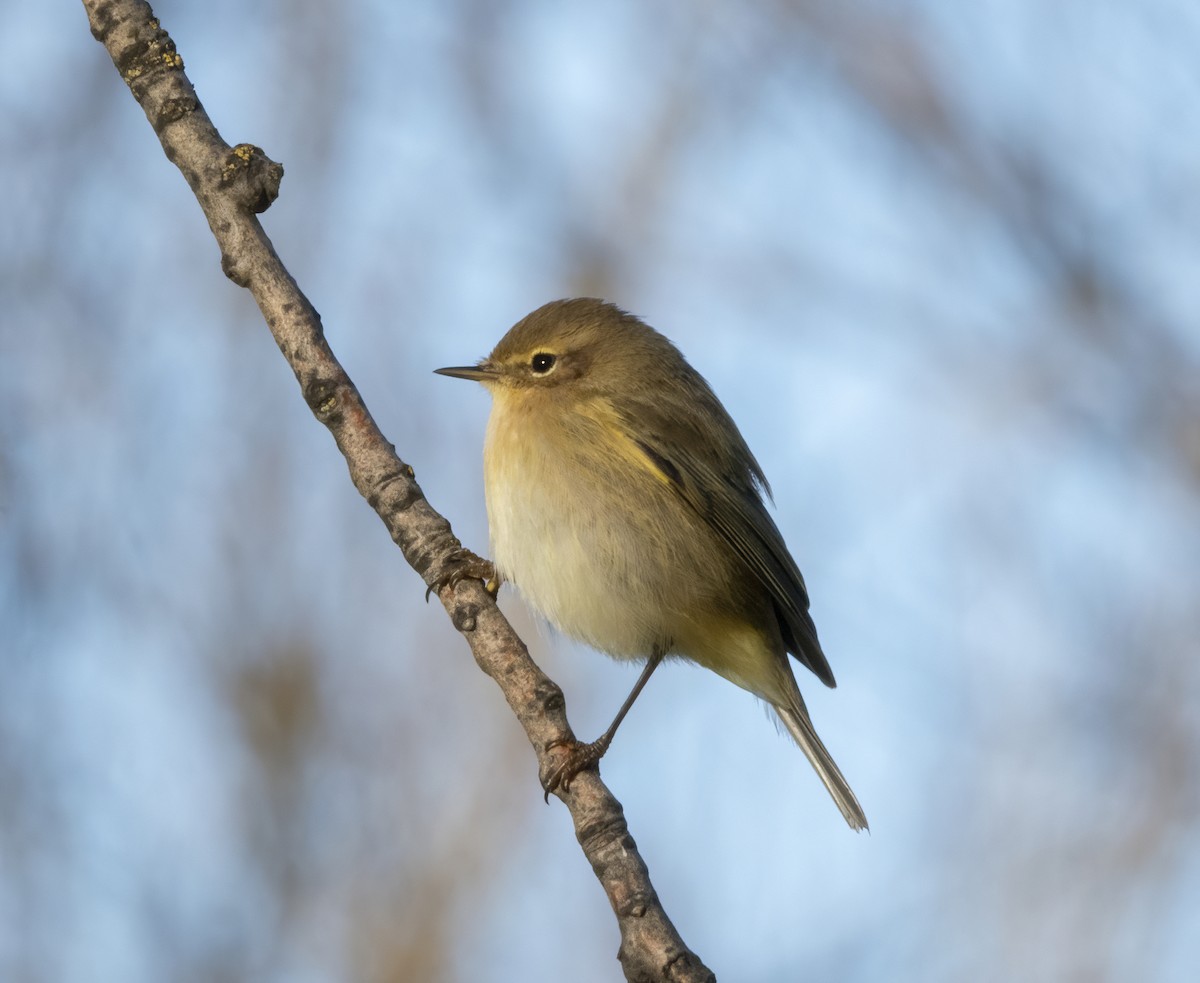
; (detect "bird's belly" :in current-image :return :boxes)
[487,472,667,658]
[484,414,697,659]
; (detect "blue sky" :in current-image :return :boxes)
[2,2,1198,981]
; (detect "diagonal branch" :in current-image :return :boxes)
[79,2,714,980]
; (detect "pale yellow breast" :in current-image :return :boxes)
[484,389,709,659]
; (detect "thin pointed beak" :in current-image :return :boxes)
[434,363,498,382]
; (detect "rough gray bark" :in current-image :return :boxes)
[79,2,715,980]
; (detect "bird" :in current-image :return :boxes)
[435,298,867,830]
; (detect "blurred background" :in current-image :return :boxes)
[3,1,1198,980]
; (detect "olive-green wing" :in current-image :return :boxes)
[619,386,836,688]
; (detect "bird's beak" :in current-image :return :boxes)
[434,362,498,382]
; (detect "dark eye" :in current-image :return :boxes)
[530,352,557,374]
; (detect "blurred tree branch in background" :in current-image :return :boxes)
[3,0,1196,980]
[780,2,1200,966]
[782,0,1200,480]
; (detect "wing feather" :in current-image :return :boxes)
[620,387,836,688]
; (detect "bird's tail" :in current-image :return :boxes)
[775,702,869,831]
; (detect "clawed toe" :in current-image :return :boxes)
[426,548,500,601]
[541,737,609,802]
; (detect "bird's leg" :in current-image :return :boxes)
[542,645,666,800]
[426,546,501,601]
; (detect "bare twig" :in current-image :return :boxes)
[79,2,715,980]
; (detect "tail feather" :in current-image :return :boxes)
[776,703,869,831]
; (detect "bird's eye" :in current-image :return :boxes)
[530,352,557,374]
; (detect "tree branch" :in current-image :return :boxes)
[80,1,714,980]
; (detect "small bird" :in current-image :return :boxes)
[436,298,867,830]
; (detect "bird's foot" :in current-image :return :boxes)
[426,548,501,602]
[541,735,612,801]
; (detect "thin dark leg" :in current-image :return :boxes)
[593,647,665,750]
[542,646,666,799]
